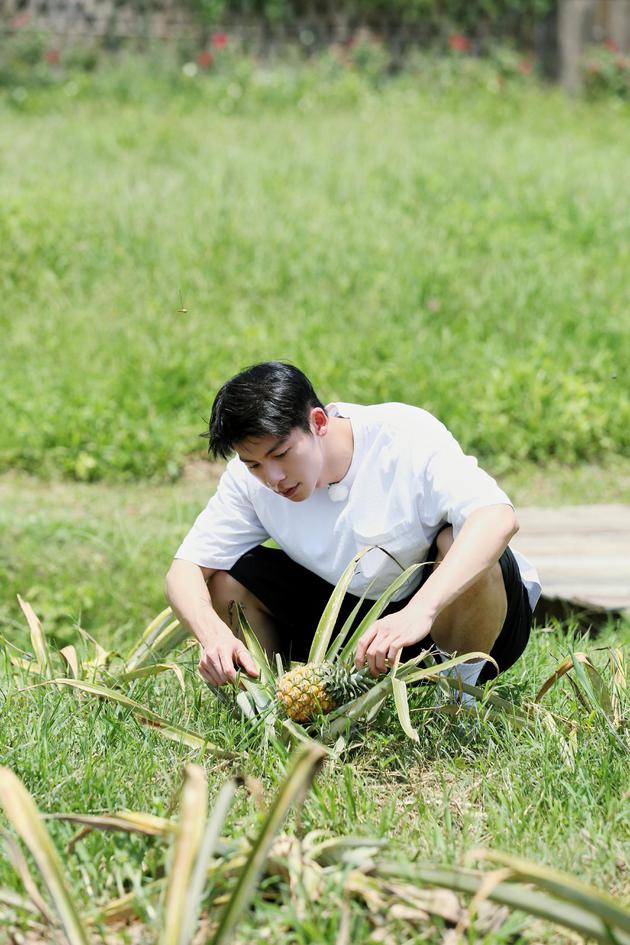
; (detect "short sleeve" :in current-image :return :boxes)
[418,426,513,537]
[174,459,269,569]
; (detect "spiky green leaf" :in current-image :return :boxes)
[308,547,372,665]
[211,742,327,945]
[0,768,91,945]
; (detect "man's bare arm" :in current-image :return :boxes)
[165,559,258,685]
[355,504,519,673]
[406,504,518,622]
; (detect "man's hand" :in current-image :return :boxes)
[355,608,433,677]
[198,628,260,687]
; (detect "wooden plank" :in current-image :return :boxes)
[513,505,630,615]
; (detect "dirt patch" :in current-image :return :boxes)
[180,457,226,484]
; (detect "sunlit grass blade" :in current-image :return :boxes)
[16,678,238,758]
[17,595,51,677]
[0,885,41,917]
[308,547,372,665]
[211,742,327,945]
[235,603,276,689]
[177,779,239,945]
[566,654,627,749]
[571,653,614,716]
[0,767,92,945]
[376,861,630,945]
[142,606,174,638]
[125,608,190,671]
[608,647,627,726]
[534,653,628,751]
[401,651,497,685]
[337,563,425,665]
[159,764,208,945]
[391,676,420,743]
[60,645,80,679]
[118,662,186,692]
[1,827,57,925]
[535,651,604,704]
[44,811,177,853]
[477,850,630,936]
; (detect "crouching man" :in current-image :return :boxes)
[166,361,540,694]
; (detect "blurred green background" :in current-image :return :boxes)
[2,47,629,483]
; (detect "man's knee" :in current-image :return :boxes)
[207,570,272,621]
[434,526,454,565]
[207,570,246,611]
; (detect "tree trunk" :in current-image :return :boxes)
[608,0,630,49]
[558,0,594,94]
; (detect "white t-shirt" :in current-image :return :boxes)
[175,402,541,611]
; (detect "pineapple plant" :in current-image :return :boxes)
[123,545,504,740]
[276,661,371,722]
[230,548,493,740]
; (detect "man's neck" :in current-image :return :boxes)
[322,416,354,485]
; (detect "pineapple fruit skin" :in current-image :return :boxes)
[276,662,366,722]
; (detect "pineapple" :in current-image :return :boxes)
[276,661,370,722]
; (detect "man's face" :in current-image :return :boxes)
[236,418,326,502]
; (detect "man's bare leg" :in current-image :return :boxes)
[207,570,280,658]
[427,527,508,660]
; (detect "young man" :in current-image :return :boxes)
[166,361,540,693]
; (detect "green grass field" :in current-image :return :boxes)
[1,58,629,943]
[1,56,629,481]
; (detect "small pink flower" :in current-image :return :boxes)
[518,59,533,75]
[11,12,31,28]
[604,39,619,52]
[196,49,213,68]
[45,49,61,65]
[448,33,471,53]
[211,32,229,49]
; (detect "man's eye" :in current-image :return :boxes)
[275,449,289,458]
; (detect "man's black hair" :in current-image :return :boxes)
[204,361,327,460]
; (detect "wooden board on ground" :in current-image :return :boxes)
[512,504,630,623]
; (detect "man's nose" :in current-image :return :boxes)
[266,463,285,487]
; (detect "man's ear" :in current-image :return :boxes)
[309,407,329,437]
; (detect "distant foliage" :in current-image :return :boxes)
[583,42,630,99]
[1,49,629,482]
[186,0,556,29]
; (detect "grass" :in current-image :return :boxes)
[1,603,628,942]
[1,53,629,941]
[1,473,629,942]
[1,54,629,481]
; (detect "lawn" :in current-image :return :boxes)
[1,471,629,942]
[1,57,629,943]
[1,56,629,481]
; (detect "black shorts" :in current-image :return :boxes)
[229,538,532,682]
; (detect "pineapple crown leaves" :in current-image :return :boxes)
[307,546,429,667]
